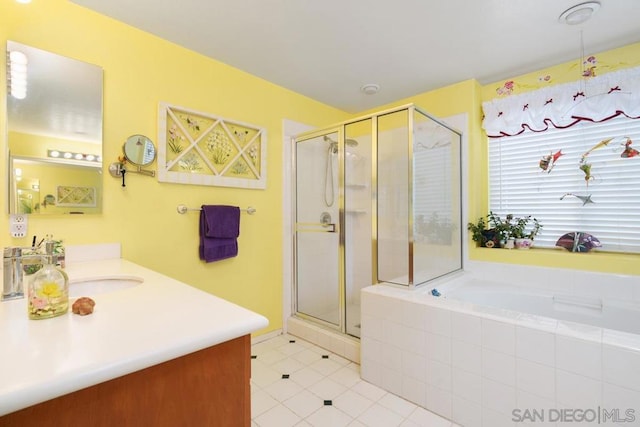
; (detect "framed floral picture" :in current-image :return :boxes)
[157,103,267,189]
[56,186,97,207]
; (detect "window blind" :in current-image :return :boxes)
[489,115,640,253]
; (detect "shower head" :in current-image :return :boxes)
[323,136,359,152]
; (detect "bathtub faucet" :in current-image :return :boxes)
[2,247,44,301]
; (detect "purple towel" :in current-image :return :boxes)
[199,210,239,262]
[199,238,238,263]
[201,205,240,238]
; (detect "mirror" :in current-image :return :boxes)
[6,41,103,215]
[108,135,155,187]
[123,135,156,166]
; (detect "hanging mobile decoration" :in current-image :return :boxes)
[578,137,613,186]
[580,137,613,162]
[539,150,564,173]
[621,137,639,158]
[579,162,594,185]
[560,193,595,205]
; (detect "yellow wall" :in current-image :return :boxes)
[1,0,350,336]
[9,131,101,158]
[481,42,640,100]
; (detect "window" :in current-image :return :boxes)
[489,115,640,253]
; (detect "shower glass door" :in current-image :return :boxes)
[294,130,342,328]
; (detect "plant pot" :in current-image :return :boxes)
[481,230,498,248]
[504,238,515,249]
[514,238,532,249]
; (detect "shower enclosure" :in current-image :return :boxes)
[293,104,462,338]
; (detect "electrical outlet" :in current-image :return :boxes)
[9,214,28,238]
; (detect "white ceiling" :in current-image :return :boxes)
[71,0,640,113]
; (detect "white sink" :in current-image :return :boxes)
[68,276,144,298]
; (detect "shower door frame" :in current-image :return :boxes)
[291,103,463,335]
[292,127,347,333]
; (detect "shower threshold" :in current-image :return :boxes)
[287,316,361,363]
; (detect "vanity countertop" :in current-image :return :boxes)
[0,258,269,416]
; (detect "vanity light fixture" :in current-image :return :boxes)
[8,50,28,99]
[559,1,601,25]
[47,149,101,164]
[15,0,33,3]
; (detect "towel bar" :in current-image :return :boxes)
[176,204,256,215]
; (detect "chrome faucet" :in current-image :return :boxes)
[3,247,25,300]
[2,247,44,301]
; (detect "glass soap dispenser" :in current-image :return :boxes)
[28,241,69,320]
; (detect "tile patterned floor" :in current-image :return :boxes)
[251,334,460,427]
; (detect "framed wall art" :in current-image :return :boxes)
[157,103,267,189]
[56,186,97,207]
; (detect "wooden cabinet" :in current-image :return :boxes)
[0,335,251,427]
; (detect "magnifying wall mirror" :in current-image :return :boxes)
[6,41,103,215]
[123,135,156,167]
[108,135,156,187]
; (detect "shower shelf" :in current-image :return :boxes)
[346,209,367,214]
[346,183,367,188]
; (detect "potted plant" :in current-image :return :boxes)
[509,215,542,249]
[487,211,514,247]
[469,212,542,249]
[467,214,499,248]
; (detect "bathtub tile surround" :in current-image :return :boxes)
[361,262,640,427]
[516,359,555,399]
[556,335,602,380]
[603,345,640,391]
[451,311,481,345]
[515,326,555,366]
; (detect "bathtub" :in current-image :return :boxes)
[441,280,640,336]
[360,263,640,427]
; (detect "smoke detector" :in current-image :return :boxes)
[360,83,380,95]
[559,1,600,25]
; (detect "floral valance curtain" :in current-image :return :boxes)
[482,66,640,138]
